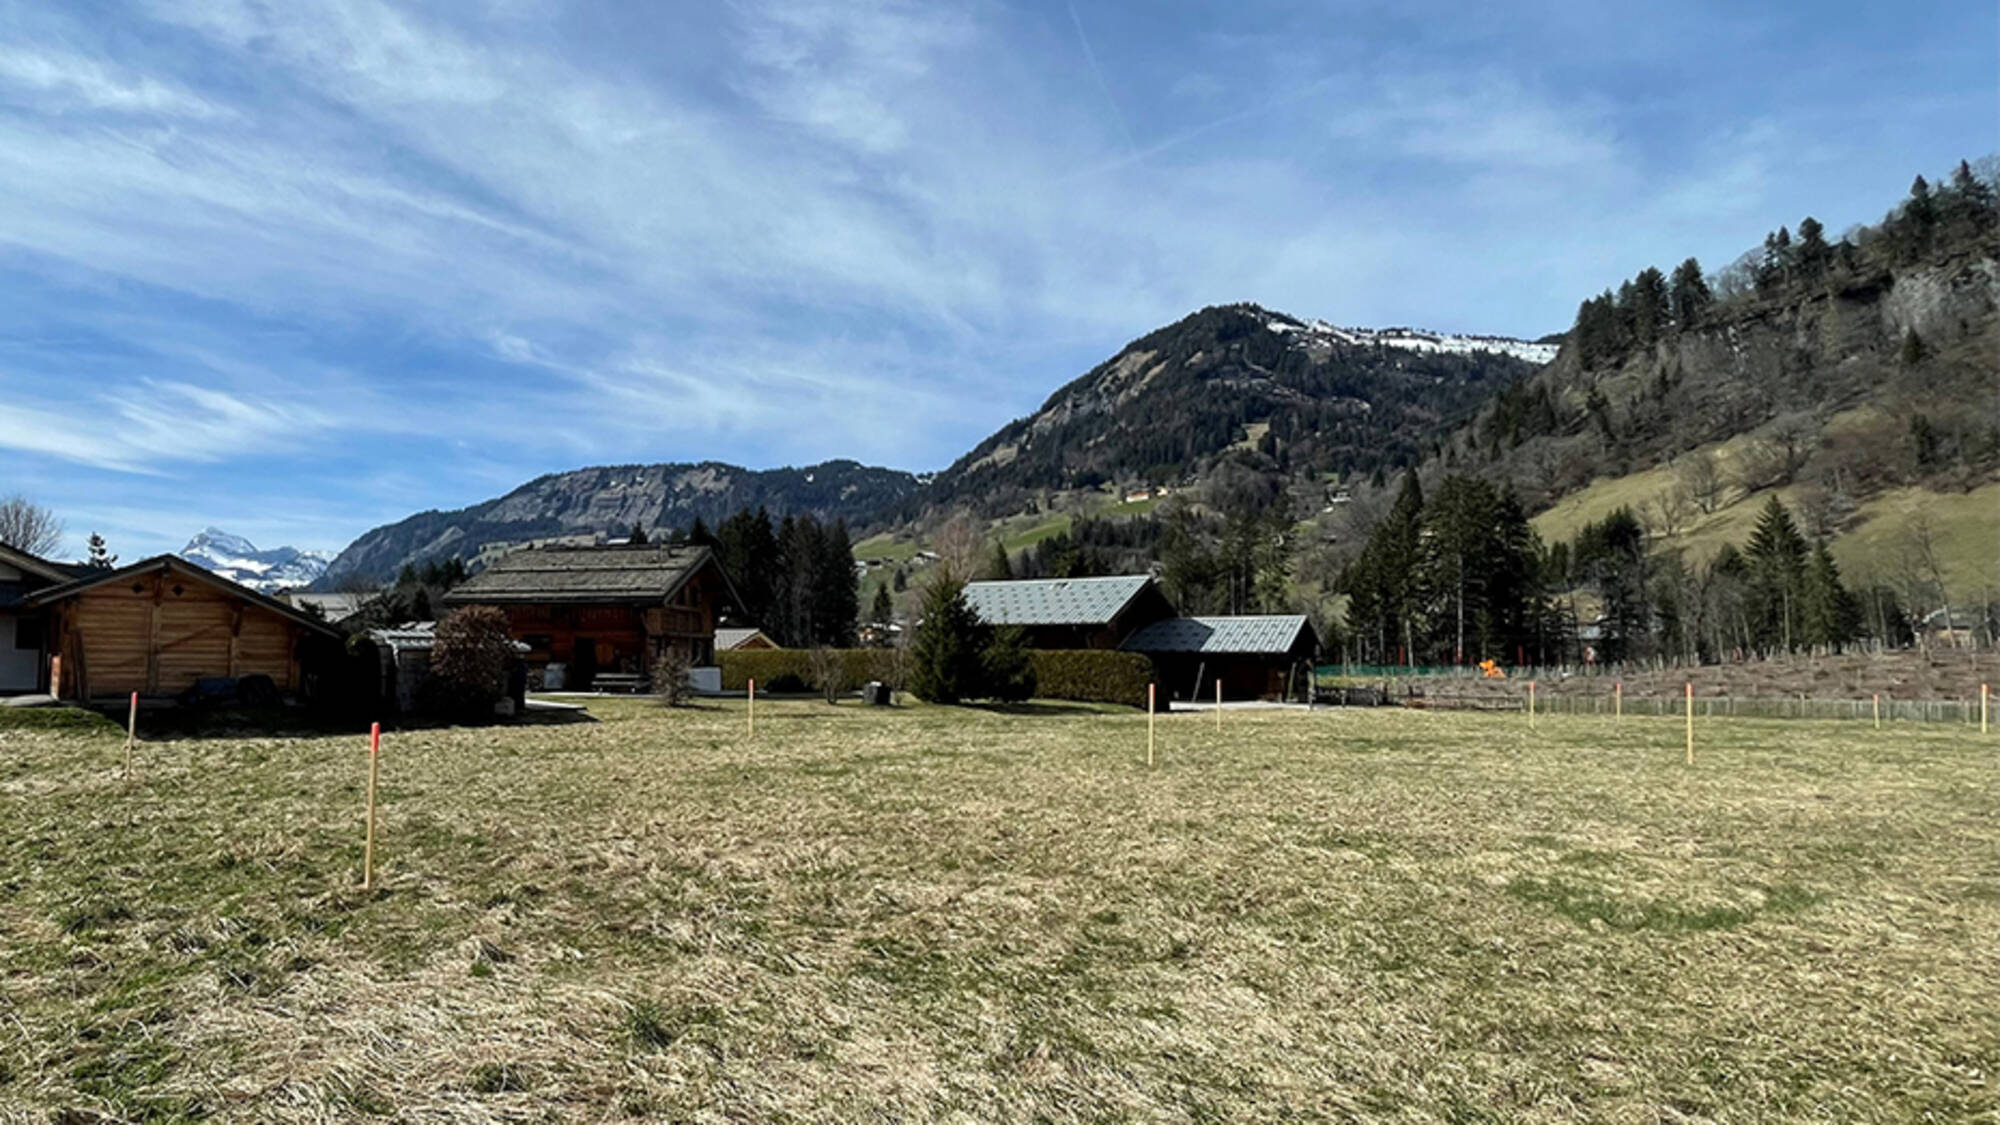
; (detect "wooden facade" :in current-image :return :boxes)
[31,558,340,701]
[443,544,738,690]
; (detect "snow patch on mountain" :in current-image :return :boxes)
[181,528,332,592]
[1266,315,1559,364]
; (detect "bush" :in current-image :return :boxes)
[424,606,515,716]
[1027,650,1153,708]
[981,627,1037,703]
[718,649,899,693]
[652,647,694,707]
[806,646,849,704]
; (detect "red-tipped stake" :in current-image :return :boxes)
[747,678,756,738]
[362,722,381,891]
[1615,681,1622,722]
[1528,680,1537,729]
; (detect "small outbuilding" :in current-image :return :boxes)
[24,555,344,702]
[0,544,88,695]
[715,626,778,652]
[962,575,1177,650]
[1122,615,1321,702]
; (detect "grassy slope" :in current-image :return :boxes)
[1531,435,2000,594]
[3,701,1994,1121]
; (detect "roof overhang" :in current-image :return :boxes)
[24,555,344,638]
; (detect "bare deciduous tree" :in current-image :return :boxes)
[1675,453,1726,514]
[805,645,848,705]
[1650,483,1694,537]
[0,495,63,557]
[930,514,988,583]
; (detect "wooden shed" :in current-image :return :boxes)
[961,575,1177,651]
[25,555,344,702]
[1122,615,1321,702]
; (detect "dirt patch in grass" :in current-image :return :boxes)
[0,698,1994,1120]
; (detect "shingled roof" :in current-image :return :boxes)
[444,543,726,606]
[962,575,1156,627]
[1122,615,1316,655]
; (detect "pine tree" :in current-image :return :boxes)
[813,519,859,647]
[85,533,116,569]
[1799,541,1859,651]
[870,583,893,624]
[908,574,984,704]
[1745,495,1809,652]
[979,626,1037,702]
[1669,258,1711,329]
[628,522,648,545]
[989,540,1014,580]
[686,517,716,548]
[1794,217,1829,282]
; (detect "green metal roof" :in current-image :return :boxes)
[1122,615,1314,655]
[962,575,1155,627]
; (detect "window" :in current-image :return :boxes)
[14,617,45,650]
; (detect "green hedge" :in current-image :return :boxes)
[717,648,1152,707]
[1028,650,1153,708]
[718,649,899,693]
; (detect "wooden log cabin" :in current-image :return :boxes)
[441,543,740,690]
[23,555,344,701]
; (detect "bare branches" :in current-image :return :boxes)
[0,495,63,557]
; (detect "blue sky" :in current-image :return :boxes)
[0,0,1992,560]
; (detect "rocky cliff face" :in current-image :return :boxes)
[317,459,920,588]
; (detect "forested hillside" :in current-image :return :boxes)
[1334,160,1999,667]
[907,305,1553,522]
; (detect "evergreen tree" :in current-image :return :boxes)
[717,507,778,630]
[85,533,116,569]
[908,574,984,704]
[979,626,1037,703]
[1630,266,1670,345]
[870,583,894,624]
[1794,217,1830,282]
[686,516,717,548]
[628,522,648,545]
[1799,541,1860,650]
[989,540,1014,580]
[1669,258,1711,329]
[1744,495,1809,652]
[813,519,859,647]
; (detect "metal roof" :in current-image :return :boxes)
[715,626,772,650]
[444,543,719,605]
[1121,615,1313,655]
[366,621,529,653]
[962,575,1155,626]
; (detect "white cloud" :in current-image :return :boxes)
[0,44,219,117]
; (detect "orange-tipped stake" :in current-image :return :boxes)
[748,678,755,737]
[362,722,381,890]
[1147,682,1157,768]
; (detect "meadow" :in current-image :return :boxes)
[1,699,1994,1122]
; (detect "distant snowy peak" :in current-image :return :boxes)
[181,528,332,592]
[1266,314,1559,365]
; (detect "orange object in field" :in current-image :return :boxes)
[1478,658,1507,679]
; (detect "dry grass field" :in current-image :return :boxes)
[2,700,1995,1122]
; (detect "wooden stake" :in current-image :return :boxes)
[122,691,137,778]
[1614,681,1622,722]
[1684,683,1694,766]
[1983,683,1990,735]
[362,722,381,891]
[1528,679,1536,729]
[1147,683,1156,768]
[747,678,755,737]
[1215,678,1222,733]
[1873,693,1880,729]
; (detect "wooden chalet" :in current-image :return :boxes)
[0,544,87,695]
[21,555,344,702]
[1122,615,1321,702]
[961,575,1176,650]
[442,543,740,689]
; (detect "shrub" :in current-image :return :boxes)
[718,649,899,693]
[1028,650,1152,708]
[981,627,1037,703]
[424,607,515,716]
[651,647,694,707]
[806,646,849,704]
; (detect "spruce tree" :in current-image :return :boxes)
[1799,541,1859,651]
[1745,496,1809,652]
[870,583,893,624]
[628,522,648,545]
[980,626,1037,702]
[85,533,116,569]
[989,540,1014,580]
[908,574,984,704]
[1669,258,1711,328]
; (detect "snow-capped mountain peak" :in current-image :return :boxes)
[1265,313,1560,364]
[181,529,332,592]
